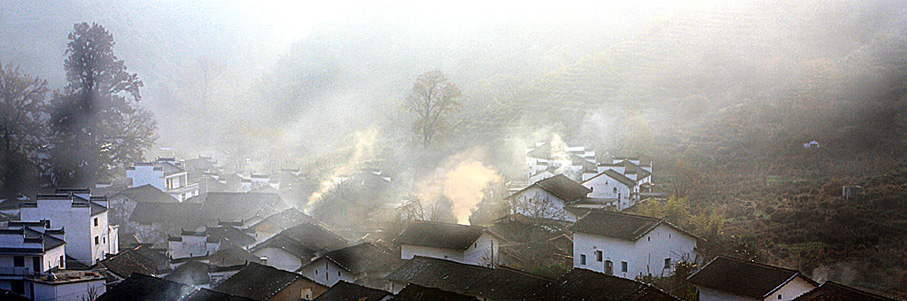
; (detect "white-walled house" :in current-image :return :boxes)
[20,190,118,266]
[570,210,699,279]
[525,141,596,183]
[250,222,348,272]
[126,159,200,202]
[167,229,220,260]
[27,270,107,301]
[394,221,504,268]
[688,256,818,301]
[581,170,639,211]
[298,242,399,287]
[505,174,591,221]
[0,221,67,298]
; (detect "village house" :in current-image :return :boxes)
[570,210,700,279]
[251,222,348,272]
[162,260,247,289]
[580,157,655,211]
[525,141,596,183]
[394,221,504,268]
[20,189,118,266]
[0,221,66,298]
[126,158,200,201]
[167,224,257,260]
[213,262,329,301]
[505,174,592,221]
[249,208,315,243]
[298,242,401,287]
[688,256,818,301]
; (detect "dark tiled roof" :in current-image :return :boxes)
[199,192,289,222]
[313,281,391,301]
[130,202,203,225]
[164,261,212,286]
[113,184,178,203]
[539,268,679,300]
[213,262,321,300]
[391,284,478,301]
[688,256,818,299]
[569,210,682,241]
[311,242,400,274]
[98,248,160,278]
[96,273,196,301]
[251,233,315,260]
[525,142,551,159]
[207,226,256,247]
[532,174,591,202]
[793,281,897,301]
[205,246,264,267]
[394,221,498,250]
[97,273,255,301]
[385,256,552,300]
[274,222,348,251]
[90,201,108,216]
[250,208,314,234]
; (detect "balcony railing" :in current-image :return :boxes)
[0,266,39,277]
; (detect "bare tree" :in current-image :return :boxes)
[405,70,462,148]
[0,63,48,198]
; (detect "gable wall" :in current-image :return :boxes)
[764,277,816,301]
[573,224,698,279]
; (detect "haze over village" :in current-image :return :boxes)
[2,0,907,300]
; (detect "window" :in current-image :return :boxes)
[60,256,65,268]
[621,261,628,273]
[613,187,617,193]
[580,254,586,265]
[315,270,318,275]
[94,218,98,226]
[103,237,106,244]
[337,271,341,277]
[595,250,603,262]
[95,236,99,245]
[604,260,613,275]
[302,288,313,300]
[13,256,24,267]
[647,236,650,241]
[664,258,672,269]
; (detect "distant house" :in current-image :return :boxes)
[569,210,700,279]
[505,174,592,221]
[96,273,255,301]
[162,260,246,289]
[299,242,401,287]
[394,221,504,267]
[250,222,348,272]
[213,262,329,301]
[126,159,200,201]
[312,281,392,301]
[794,281,896,301]
[128,202,203,244]
[538,268,680,300]
[688,256,818,301]
[384,256,552,299]
[193,192,290,225]
[525,141,596,183]
[581,169,638,211]
[21,189,118,266]
[803,141,820,148]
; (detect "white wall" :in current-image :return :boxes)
[582,174,632,210]
[298,258,354,286]
[698,287,758,301]
[764,277,816,301]
[510,187,568,220]
[31,278,106,301]
[253,248,304,272]
[574,224,698,279]
[22,200,92,265]
[127,165,165,190]
[401,245,464,263]
[463,233,500,267]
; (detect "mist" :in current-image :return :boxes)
[5,0,907,297]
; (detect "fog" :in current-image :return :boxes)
[5,0,907,295]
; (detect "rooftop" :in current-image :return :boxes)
[688,256,818,299]
[393,221,500,250]
[213,262,323,300]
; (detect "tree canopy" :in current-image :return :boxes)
[0,63,48,198]
[49,22,156,186]
[405,70,462,148]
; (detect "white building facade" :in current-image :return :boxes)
[21,192,118,266]
[126,160,199,201]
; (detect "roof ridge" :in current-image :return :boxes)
[715,256,802,275]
